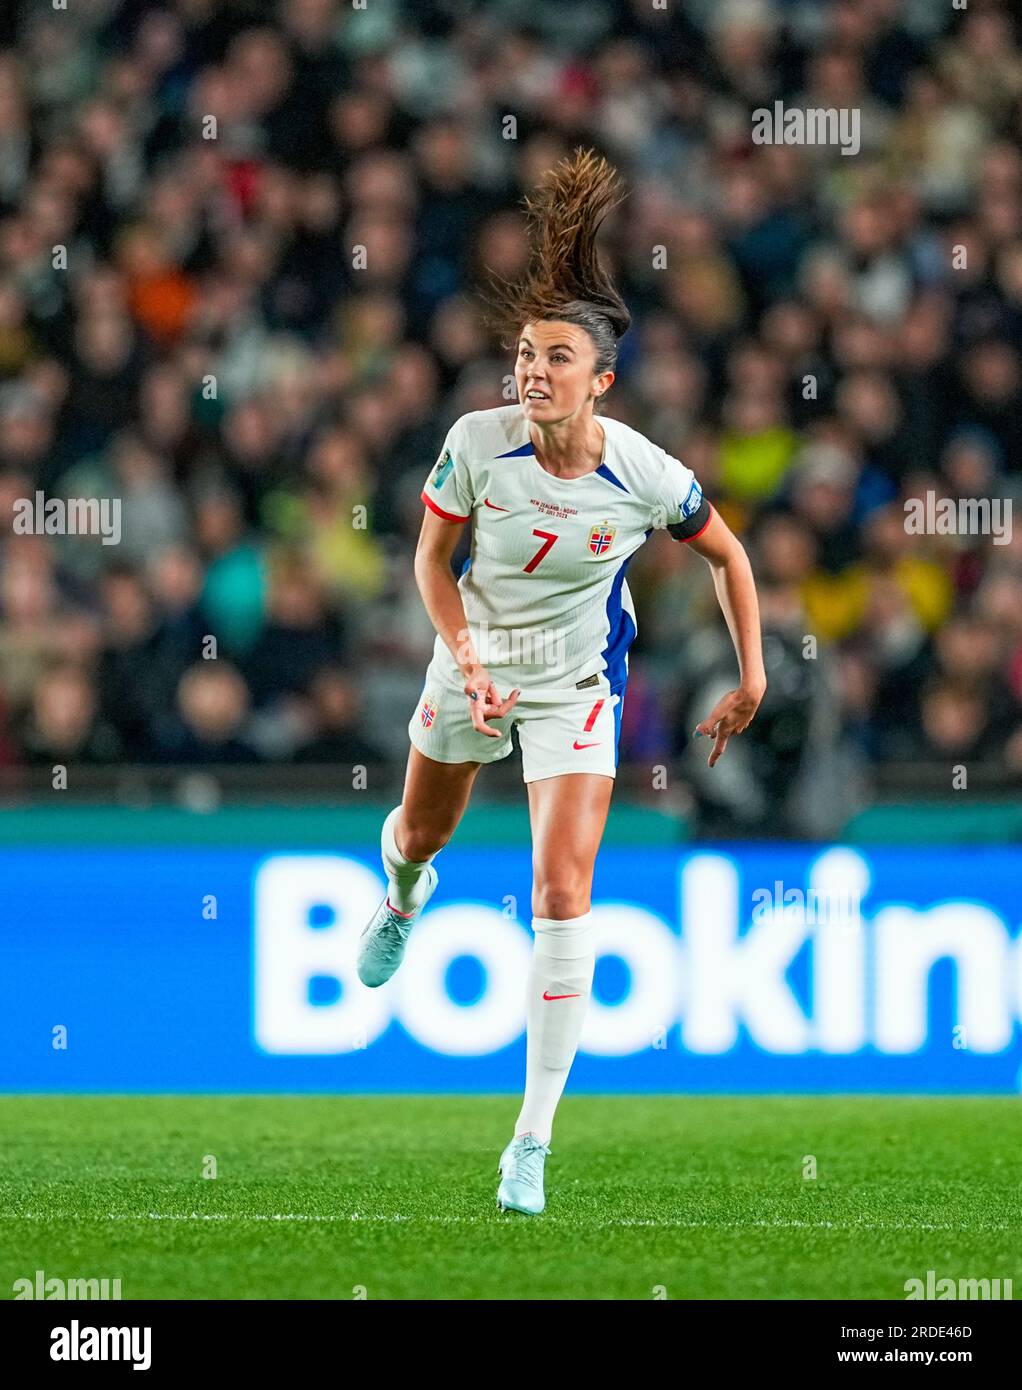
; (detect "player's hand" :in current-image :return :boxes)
[463,667,520,737]
[693,682,765,768]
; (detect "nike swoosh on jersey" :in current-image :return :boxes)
[483,498,510,511]
[572,740,601,750]
[542,990,581,1000]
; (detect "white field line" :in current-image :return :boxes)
[2,1212,1014,1233]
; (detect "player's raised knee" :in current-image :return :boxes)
[399,822,453,863]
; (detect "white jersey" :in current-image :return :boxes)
[420,404,711,702]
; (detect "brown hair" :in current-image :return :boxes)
[485,148,631,397]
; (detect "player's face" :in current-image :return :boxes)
[515,321,612,424]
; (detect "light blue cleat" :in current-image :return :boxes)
[497,1133,551,1215]
[357,865,438,987]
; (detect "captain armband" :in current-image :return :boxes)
[666,497,713,542]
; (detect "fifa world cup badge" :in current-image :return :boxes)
[430,448,454,490]
[588,520,615,555]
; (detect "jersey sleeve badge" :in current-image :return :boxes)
[680,479,703,518]
[430,448,455,490]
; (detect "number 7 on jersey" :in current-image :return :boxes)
[523,528,559,573]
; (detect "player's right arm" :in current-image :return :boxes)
[414,504,520,737]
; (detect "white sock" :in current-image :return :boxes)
[514,912,595,1147]
[380,806,435,914]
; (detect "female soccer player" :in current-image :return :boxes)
[358,149,766,1214]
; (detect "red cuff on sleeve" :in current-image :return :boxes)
[422,491,470,523]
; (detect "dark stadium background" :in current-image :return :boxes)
[0,0,1018,838]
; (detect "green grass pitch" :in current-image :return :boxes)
[1,1096,1019,1300]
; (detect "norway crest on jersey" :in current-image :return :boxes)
[588,520,616,555]
[419,693,438,728]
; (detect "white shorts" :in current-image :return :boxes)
[408,674,622,782]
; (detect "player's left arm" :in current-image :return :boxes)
[684,509,767,768]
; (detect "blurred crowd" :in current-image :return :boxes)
[0,0,1021,826]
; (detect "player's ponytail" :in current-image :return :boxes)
[486,147,631,395]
